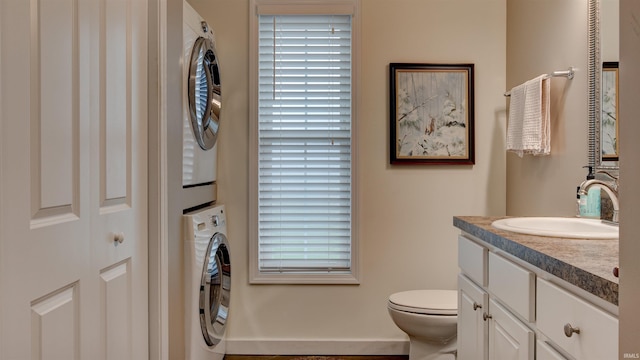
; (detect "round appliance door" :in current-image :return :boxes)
[199,232,231,346]
[188,36,221,151]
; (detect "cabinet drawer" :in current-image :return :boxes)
[458,235,487,286]
[537,278,618,360]
[488,252,535,322]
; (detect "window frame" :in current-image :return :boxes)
[248,0,360,284]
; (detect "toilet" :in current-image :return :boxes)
[387,290,458,360]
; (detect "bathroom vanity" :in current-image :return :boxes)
[454,216,619,360]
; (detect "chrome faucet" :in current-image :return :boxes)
[577,172,619,223]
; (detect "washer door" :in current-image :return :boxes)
[199,232,230,346]
[188,36,221,151]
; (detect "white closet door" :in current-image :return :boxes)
[0,0,149,359]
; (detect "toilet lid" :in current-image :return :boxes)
[388,290,457,315]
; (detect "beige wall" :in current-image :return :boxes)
[185,0,506,352]
[506,0,589,217]
[601,0,619,63]
[619,0,640,355]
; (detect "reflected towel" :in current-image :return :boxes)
[506,74,550,157]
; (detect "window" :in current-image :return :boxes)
[249,0,359,284]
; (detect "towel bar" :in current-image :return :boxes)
[504,67,574,96]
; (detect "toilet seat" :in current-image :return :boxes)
[388,290,457,316]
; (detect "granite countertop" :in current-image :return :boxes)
[453,216,619,306]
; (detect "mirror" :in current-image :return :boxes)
[592,0,620,170]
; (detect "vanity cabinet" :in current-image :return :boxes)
[457,233,618,360]
[457,235,533,360]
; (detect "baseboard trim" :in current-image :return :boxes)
[225,339,409,355]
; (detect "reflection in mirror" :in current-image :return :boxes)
[601,62,618,160]
[595,0,620,170]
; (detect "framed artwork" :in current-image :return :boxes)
[389,63,474,165]
[601,62,618,160]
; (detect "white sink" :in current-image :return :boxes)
[491,217,618,239]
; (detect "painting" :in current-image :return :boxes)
[389,63,474,165]
[601,62,618,160]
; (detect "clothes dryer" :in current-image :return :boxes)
[183,204,230,360]
[183,1,222,187]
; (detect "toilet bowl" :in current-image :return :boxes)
[387,290,458,360]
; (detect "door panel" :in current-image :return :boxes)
[30,0,80,225]
[1,0,90,356]
[93,0,148,359]
[93,0,148,358]
[103,0,130,204]
[31,284,80,360]
[101,261,132,360]
[35,0,77,214]
[0,0,148,358]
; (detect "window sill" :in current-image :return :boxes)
[249,272,360,285]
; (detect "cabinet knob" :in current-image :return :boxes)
[563,323,581,337]
[473,302,482,311]
[114,232,125,244]
[483,312,492,321]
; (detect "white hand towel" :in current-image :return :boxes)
[506,82,527,157]
[507,74,550,157]
[540,76,550,155]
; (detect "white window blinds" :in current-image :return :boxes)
[257,13,353,273]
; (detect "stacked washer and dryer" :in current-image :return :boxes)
[182,2,230,360]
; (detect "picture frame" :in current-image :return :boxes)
[389,63,474,165]
[601,62,619,160]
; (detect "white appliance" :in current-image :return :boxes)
[184,204,230,360]
[183,1,222,187]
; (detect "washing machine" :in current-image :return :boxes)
[183,1,222,188]
[184,204,230,360]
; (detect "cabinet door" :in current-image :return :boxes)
[488,299,534,360]
[536,340,569,360]
[458,274,489,360]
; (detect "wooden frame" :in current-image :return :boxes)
[601,61,619,160]
[389,63,474,165]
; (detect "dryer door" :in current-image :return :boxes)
[199,232,230,346]
[188,36,221,151]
